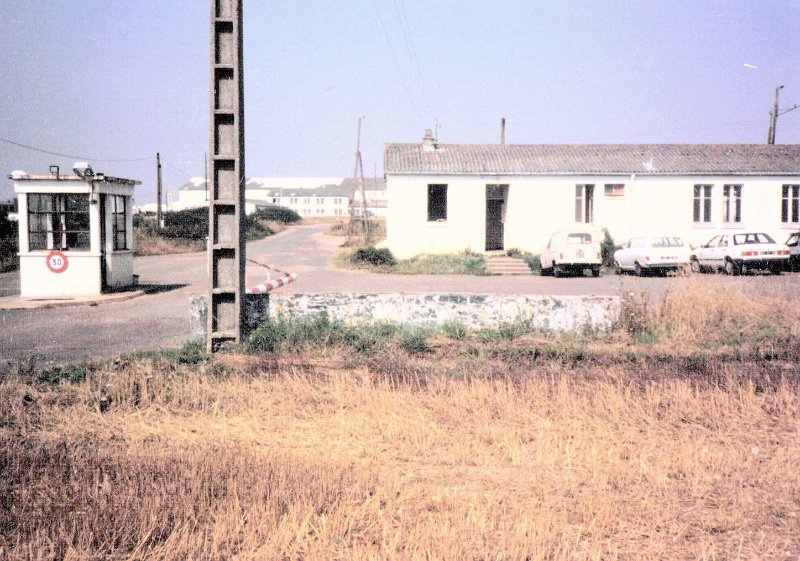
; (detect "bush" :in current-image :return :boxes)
[158,208,273,242]
[601,228,621,267]
[161,208,208,240]
[255,206,301,224]
[399,327,432,354]
[352,247,397,267]
[0,202,19,272]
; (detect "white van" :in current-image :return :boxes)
[540,230,602,277]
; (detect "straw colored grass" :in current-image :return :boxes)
[2,345,799,560]
[3,281,800,559]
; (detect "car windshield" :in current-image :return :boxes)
[650,236,684,248]
[567,233,592,244]
[733,233,775,245]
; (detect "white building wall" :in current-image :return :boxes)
[386,175,486,258]
[386,173,800,258]
[19,253,102,297]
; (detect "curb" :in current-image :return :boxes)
[0,289,146,310]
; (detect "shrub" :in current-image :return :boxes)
[441,321,470,341]
[523,254,542,274]
[601,228,621,267]
[399,327,432,354]
[255,206,301,224]
[161,208,208,240]
[352,247,397,267]
[0,202,19,271]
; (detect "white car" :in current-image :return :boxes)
[540,230,602,277]
[690,233,790,275]
[786,231,800,272]
[613,236,690,276]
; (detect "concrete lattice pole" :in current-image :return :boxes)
[207,0,246,352]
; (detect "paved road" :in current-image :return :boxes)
[1,224,797,367]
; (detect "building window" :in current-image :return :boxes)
[427,184,447,221]
[693,184,712,223]
[604,184,625,197]
[782,184,800,223]
[27,193,90,251]
[575,184,594,223]
[722,184,742,224]
[112,195,128,250]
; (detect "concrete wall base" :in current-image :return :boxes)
[190,292,621,340]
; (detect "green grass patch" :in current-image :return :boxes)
[506,249,542,274]
[336,249,487,275]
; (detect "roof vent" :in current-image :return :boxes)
[422,129,436,151]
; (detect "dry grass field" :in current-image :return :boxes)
[2,280,799,560]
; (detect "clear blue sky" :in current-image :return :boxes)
[1,0,798,203]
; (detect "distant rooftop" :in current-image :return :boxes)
[180,176,386,195]
[384,143,800,176]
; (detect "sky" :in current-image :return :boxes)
[1,0,799,203]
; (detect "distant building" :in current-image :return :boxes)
[146,176,387,217]
[383,130,800,258]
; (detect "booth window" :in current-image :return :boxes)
[112,195,128,250]
[27,194,90,251]
[427,184,447,221]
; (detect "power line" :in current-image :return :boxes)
[394,0,435,118]
[0,136,154,163]
[370,0,421,119]
[161,158,196,178]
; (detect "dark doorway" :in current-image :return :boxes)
[99,194,108,291]
[485,184,507,251]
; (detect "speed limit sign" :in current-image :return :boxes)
[46,251,69,274]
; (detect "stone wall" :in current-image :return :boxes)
[190,292,621,338]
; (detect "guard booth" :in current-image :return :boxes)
[9,164,140,297]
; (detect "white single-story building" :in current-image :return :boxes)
[383,131,800,258]
[10,166,139,297]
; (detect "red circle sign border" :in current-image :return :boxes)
[46,251,69,274]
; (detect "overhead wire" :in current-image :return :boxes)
[370,0,421,119]
[394,0,436,119]
[161,158,197,179]
[0,136,154,163]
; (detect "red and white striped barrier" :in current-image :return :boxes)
[246,273,298,294]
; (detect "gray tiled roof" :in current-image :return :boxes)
[384,144,800,176]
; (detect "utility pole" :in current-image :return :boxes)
[156,152,162,231]
[347,116,369,244]
[207,0,246,352]
[768,85,799,144]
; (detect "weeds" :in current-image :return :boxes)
[336,249,487,275]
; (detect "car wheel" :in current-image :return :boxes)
[634,262,643,277]
[724,258,739,276]
[592,266,600,278]
[553,264,563,278]
[614,260,623,275]
[690,258,701,274]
